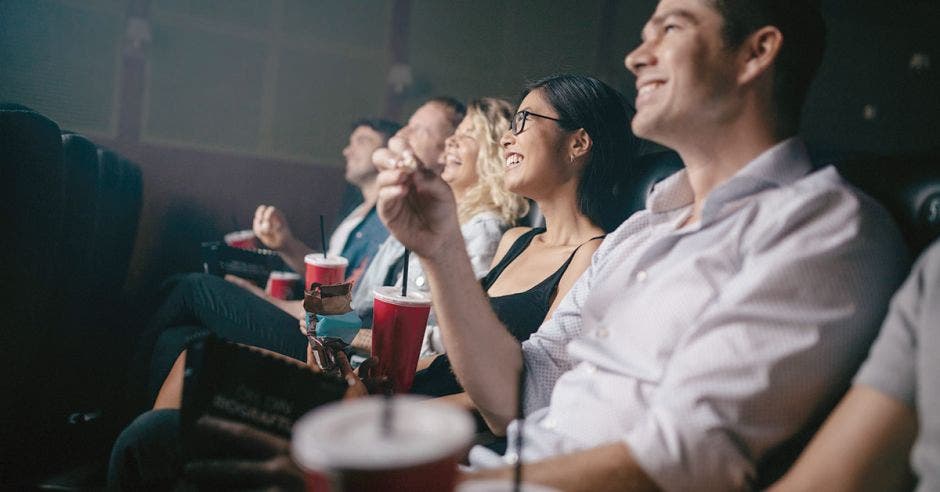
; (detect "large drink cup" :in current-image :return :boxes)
[265,270,302,300]
[371,286,432,393]
[224,229,256,249]
[304,254,348,288]
[292,395,474,492]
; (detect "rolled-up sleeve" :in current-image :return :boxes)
[622,188,908,491]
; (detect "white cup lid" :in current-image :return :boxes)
[292,395,473,471]
[304,253,348,267]
[269,271,301,280]
[224,229,255,240]
[372,286,432,307]
[457,480,561,492]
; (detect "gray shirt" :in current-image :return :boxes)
[855,240,940,492]
[469,138,909,491]
[350,210,507,328]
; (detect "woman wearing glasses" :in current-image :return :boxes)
[379,74,641,413]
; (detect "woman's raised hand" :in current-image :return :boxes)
[373,138,461,260]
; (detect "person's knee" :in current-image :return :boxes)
[108,409,181,490]
[176,272,222,294]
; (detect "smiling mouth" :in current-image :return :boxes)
[636,81,664,106]
[505,153,522,170]
[446,155,461,167]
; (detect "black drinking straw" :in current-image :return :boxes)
[319,215,327,258]
[401,249,410,297]
[513,361,526,492]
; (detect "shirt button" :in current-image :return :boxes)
[355,232,363,239]
[584,363,597,374]
[596,328,609,338]
[415,276,426,287]
[542,418,557,429]
[635,270,647,282]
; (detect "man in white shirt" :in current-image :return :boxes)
[375,0,909,490]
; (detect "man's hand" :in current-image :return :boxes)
[183,416,304,491]
[373,143,462,261]
[253,205,294,252]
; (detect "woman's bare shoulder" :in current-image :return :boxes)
[489,227,533,269]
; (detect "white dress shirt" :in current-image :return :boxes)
[469,139,910,491]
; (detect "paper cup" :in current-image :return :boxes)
[304,254,348,288]
[265,270,302,300]
[292,395,475,492]
[371,286,432,393]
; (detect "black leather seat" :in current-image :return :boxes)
[1,106,145,486]
[831,153,940,256]
[60,132,102,312]
[621,150,685,218]
[0,106,69,480]
[95,148,143,299]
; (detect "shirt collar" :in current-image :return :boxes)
[646,137,813,220]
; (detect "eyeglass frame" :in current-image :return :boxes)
[510,110,564,135]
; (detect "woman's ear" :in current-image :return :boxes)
[570,128,592,163]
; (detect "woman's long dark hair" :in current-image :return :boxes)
[521,74,640,232]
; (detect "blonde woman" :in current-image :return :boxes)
[350,97,528,339]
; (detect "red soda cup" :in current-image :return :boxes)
[304,254,348,288]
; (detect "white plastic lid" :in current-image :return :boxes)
[372,286,432,307]
[457,480,561,492]
[304,253,349,267]
[292,395,473,471]
[269,271,301,280]
[224,229,255,241]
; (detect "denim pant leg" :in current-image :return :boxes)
[108,409,182,491]
[127,273,307,411]
[146,325,209,401]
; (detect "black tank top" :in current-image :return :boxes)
[410,227,603,397]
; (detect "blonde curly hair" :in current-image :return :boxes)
[457,98,529,225]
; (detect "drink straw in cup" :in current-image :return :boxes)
[319,215,327,259]
[514,362,525,492]
[401,250,410,297]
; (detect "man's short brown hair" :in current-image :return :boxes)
[711,0,826,135]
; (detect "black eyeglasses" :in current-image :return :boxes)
[510,110,563,135]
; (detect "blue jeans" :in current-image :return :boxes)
[108,409,181,490]
[128,273,307,412]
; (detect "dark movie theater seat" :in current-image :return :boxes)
[95,148,143,300]
[623,150,685,218]
[832,154,940,256]
[1,105,144,487]
[1,107,69,483]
